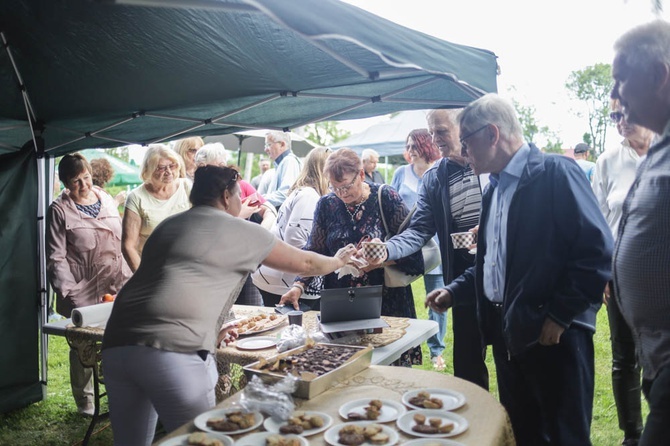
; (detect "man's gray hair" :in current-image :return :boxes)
[361,148,380,161]
[266,130,292,150]
[614,20,670,74]
[427,108,462,124]
[459,94,523,141]
[195,142,227,167]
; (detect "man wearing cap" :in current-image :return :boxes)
[574,143,596,182]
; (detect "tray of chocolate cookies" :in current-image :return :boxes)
[243,342,373,399]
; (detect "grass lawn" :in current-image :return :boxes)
[0,283,647,445]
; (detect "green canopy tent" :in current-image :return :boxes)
[0,0,498,412]
[80,149,142,187]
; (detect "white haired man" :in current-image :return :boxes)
[611,20,670,446]
[361,148,385,184]
[263,131,302,208]
[426,94,612,445]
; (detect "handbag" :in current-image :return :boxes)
[377,185,441,288]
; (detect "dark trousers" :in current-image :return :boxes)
[489,304,594,446]
[640,365,670,446]
[608,281,643,440]
[452,303,489,390]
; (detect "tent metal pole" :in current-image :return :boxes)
[38,155,53,389]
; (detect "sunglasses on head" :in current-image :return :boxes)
[610,111,624,123]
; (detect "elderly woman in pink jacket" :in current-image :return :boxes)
[47,153,131,416]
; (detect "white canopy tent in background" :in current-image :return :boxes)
[332,110,430,157]
[204,130,318,179]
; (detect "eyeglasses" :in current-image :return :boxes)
[328,175,359,195]
[187,148,198,154]
[155,163,178,173]
[264,141,277,149]
[459,124,489,152]
[610,111,624,123]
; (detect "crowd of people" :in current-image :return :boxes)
[45,19,670,446]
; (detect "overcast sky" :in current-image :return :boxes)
[339,0,668,148]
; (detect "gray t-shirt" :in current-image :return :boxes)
[102,206,276,354]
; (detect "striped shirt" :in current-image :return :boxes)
[449,165,481,232]
[75,200,101,218]
[614,127,670,380]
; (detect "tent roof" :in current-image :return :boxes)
[0,0,498,158]
[332,110,431,156]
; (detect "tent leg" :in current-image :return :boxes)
[38,156,54,387]
[384,156,389,183]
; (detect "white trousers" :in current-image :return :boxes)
[102,345,218,446]
[69,347,94,410]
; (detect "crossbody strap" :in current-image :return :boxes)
[377,184,389,235]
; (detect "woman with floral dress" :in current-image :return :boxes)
[281,148,424,366]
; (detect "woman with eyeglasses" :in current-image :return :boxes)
[47,153,132,416]
[102,165,356,446]
[173,136,204,181]
[252,146,331,309]
[592,98,654,446]
[122,144,192,272]
[281,148,424,367]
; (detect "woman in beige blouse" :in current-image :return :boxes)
[122,145,192,272]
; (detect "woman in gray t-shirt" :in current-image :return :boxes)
[102,165,355,446]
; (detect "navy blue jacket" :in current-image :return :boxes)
[446,145,613,356]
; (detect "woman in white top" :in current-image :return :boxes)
[122,144,192,271]
[252,147,331,309]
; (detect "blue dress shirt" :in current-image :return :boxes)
[483,144,531,302]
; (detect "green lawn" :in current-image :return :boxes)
[0,284,646,445]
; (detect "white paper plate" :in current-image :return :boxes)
[396,409,468,438]
[323,421,399,446]
[193,408,263,435]
[158,433,234,446]
[235,336,278,351]
[263,411,333,436]
[402,388,466,411]
[234,432,308,446]
[403,439,466,446]
[338,398,406,423]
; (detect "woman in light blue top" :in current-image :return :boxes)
[391,128,446,370]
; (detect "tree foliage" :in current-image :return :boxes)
[565,63,614,155]
[512,97,563,152]
[302,121,351,146]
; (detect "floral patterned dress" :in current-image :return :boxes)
[298,183,424,366]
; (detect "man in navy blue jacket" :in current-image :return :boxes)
[427,94,613,445]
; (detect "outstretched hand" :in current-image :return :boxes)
[217,322,239,348]
[335,243,357,266]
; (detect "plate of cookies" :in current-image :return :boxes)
[236,313,287,336]
[323,421,399,446]
[339,398,406,423]
[401,389,466,411]
[193,408,263,435]
[158,432,234,446]
[263,411,333,436]
[234,432,308,446]
[396,410,468,438]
